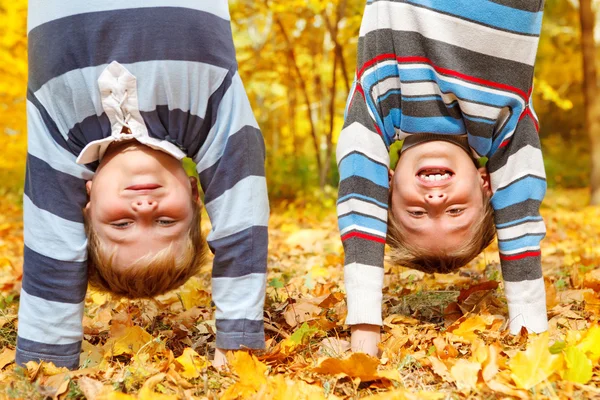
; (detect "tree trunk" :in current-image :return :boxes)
[579,0,600,204]
[273,16,323,181]
[320,1,347,188]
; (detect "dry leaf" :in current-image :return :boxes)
[428,356,453,382]
[221,352,268,400]
[0,348,15,370]
[449,359,480,391]
[509,332,563,389]
[77,376,104,400]
[138,373,178,400]
[317,337,351,357]
[104,325,153,357]
[283,299,322,327]
[313,353,398,382]
[450,315,488,341]
[173,348,209,379]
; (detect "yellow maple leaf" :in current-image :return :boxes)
[509,332,563,389]
[173,348,209,379]
[104,326,153,357]
[563,347,593,384]
[221,352,268,400]
[576,325,600,362]
[449,359,481,392]
[451,315,487,341]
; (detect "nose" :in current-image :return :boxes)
[424,192,447,205]
[131,199,158,213]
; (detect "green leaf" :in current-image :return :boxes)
[268,277,284,289]
[549,341,566,354]
[290,322,318,344]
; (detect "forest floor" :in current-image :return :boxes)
[1,188,600,399]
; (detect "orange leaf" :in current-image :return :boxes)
[221,352,268,400]
[313,353,398,382]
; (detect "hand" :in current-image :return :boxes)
[212,347,229,369]
[351,324,381,357]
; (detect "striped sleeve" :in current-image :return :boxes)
[336,78,390,326]
[193,71,269,350]
[488,95,548,334]
[16,98,93,369]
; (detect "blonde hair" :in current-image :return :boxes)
[387,193,496,274]
[84,200,206,298]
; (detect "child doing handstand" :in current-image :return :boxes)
[337,0,548,355]
[17,1,268,369]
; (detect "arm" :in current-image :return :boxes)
[487,100,548,334]
[336,80,390,354]
[16,97,92,369]
[193,70,268,354]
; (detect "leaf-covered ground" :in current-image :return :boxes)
[1,188,600,399]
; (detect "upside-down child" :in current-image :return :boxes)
[337,0,548,355]
[17,1,268,369]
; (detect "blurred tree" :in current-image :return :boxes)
[579,0,600,203]
[0,1,28,193]
[230,0,363,194]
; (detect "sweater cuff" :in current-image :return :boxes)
[215,318,265,350]
[216,331,265,350]
[504,278,548,334]
[16,346,80,370]
[344,263,383,326]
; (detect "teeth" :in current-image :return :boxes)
[419,173,450,182]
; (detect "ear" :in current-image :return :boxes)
[189,176,200,202]
[388,168,394,186]
[84,181,93,211]
[477,167,492,198]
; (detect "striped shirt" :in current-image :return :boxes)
[337,0,548,334]
[17,1,269,369]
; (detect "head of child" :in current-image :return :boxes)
[83,141,205,298]
[388,136,496,274]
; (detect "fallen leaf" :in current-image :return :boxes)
[283,299,322,327]
[313,353,398,382]
[457,281,499,302]
[138,373,178,400]
[509,332,562,389]
[449,359,480,391]
[104,326,153,357]
[575,324,600,362]
[221,352,268,400]
[563,346,592,384]
[428,356,453,382]
[77,376,104,400]
[0,348,15,369]
[383,314,419,327]
[450,315,488,341]
[173,348,209,379]
[317,338,350,357]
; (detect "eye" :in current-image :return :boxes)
[157,219,176,226]
[407,210,426,217]
[111,221,132,228]
[447,208,465,216]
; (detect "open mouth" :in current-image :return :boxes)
[417,167,454,182]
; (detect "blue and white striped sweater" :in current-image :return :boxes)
[337,0,548,334]
[18,0,269,369]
